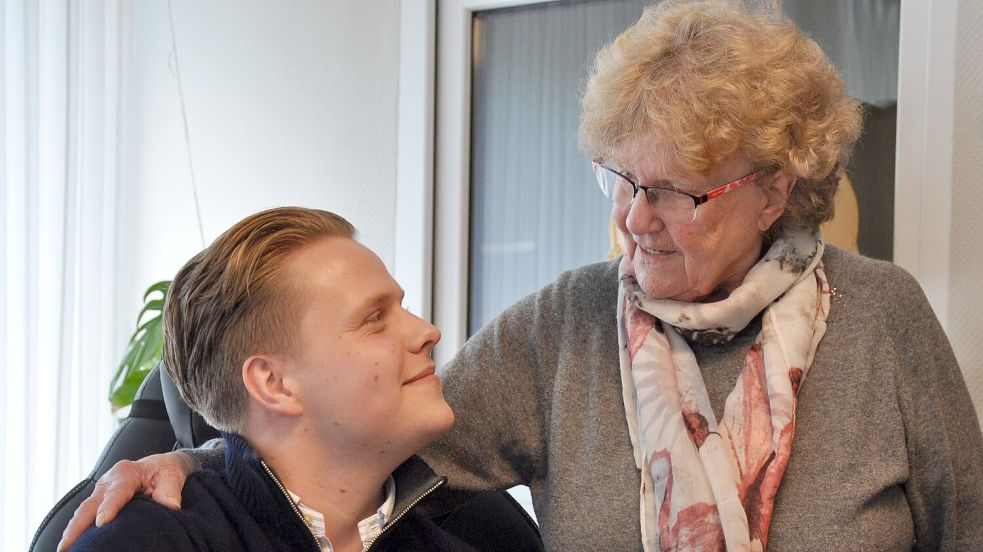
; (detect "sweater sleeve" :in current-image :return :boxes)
[180,437,225,470]
[884,268,983,550]
[421,281,564,493]
[182,437,226,471]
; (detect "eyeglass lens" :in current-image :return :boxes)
[594,164,697,224]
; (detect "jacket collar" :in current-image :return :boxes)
[219,432,445,530]
[389,455,446,516]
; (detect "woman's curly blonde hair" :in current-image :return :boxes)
[579,0,862,240]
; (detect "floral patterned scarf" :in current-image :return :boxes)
[617,233,830,552]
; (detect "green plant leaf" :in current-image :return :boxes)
[133,320,163,372]
[109,280,171,414]
[110,364,154,410]
[108,335,144,393]
[143,280,171,301]
[135,298,165,326]
[132,316,159,338]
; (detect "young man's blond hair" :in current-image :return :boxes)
[163,207,355,435]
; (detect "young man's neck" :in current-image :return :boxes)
[247,422,403,548]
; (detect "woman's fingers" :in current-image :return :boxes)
[147,451,198,510]
[57,459,140,551]
[56,452,196,551]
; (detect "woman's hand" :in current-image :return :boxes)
[57,451,198,551]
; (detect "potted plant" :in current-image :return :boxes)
[108,281,170,413]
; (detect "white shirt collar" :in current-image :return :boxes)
[287,476,397,551]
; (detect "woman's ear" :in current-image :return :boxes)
[242,355,304,417]
[757,170,796,232]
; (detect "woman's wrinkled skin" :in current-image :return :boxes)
[612,140,794,303]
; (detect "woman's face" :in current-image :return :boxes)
[612,141,791,302]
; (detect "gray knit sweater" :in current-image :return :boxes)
[420,246,983,551]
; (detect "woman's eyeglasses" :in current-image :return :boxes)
[592,160,764,225]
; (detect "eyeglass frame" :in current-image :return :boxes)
[592,159,766,211]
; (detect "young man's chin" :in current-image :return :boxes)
[404,401,455,455]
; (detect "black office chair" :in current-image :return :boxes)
[31,362,542,551]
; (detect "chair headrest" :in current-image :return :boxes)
[158,361,221,449]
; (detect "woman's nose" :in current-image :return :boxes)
[624,193,665,236]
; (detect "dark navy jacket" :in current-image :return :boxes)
[72,433,477,551]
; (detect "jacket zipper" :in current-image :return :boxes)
[260,460,323,552]
[361,479,445,551]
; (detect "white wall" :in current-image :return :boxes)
[114,0,401,343]
[950,0,983,419]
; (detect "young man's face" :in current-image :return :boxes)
[281,237,453,459]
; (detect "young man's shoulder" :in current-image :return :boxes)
[71,471,260,552]
[375,507,479,551]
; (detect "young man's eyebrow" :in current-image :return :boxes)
[352,288,405,314]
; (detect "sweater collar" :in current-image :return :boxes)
[221,432,300,527]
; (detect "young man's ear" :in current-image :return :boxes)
[242,355,304,417]
[757,169,796,233]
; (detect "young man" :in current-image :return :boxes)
[72,207,473,551]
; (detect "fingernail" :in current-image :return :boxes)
[96,512,106,527]
[167,496,180,508]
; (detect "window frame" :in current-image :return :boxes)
[407,0,955,368]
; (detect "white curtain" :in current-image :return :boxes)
[1,1,121,549]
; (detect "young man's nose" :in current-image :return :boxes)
[407,312,440,353]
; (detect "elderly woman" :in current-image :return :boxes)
[60,1,983,551]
